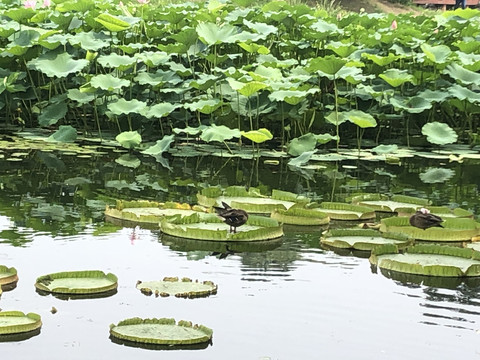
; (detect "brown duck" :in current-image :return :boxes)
[213,202,248,233]
[409,208,444,230]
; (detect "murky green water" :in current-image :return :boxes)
[1,145,480,359]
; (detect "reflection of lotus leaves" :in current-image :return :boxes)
[419,167,455,184]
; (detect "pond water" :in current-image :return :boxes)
[1,143,480,359]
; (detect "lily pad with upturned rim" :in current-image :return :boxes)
[308,202,375,220]
[0,311,42,336]
[396,206,474,218]
[110,317,213,346]
[270,207,330,226]
[136,277,217,298]
[35,270,118,296]
[350,194,430,213]
[0,265,18,290]
[321,229,413,251]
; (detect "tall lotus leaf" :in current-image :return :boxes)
[38,101,68,126]
[200,125,241,143]
[444,63,480,86]
[457,52,480,72]
[362,53,401,66]
[228,79,268,97]
[269,89,318,105]
[57,0,95,13]
[134,71,180,87]
[189,74,218,91]
[454,40,480,54]
[184,99,222,114]
[326,41,358,58]
[243,19,277,38]
[315,133,338,145]
[325,111,348,126]
[417,89,450,103]
[142,135,175,156]
[95,14,130,32]
[344,110,377,128]
[4,8,35,23]
[116,131,142,149]
[136,51,170,67]
[422,122,458,145]
[171,28,198,48]
[389,96,432,114]
[448,84,480,102]
[143,103,178,119]
[337,66,372,85]
[28,52,88,78]
[379,69,416,87]
[254,65,283,81]
[97,53,136,70]
[241,128,273,144]
[47,125,77,143]
[173,125,207,136]
[288,150,316,167]
[196,22,238,45]
[67,89,95,104]
[421,43,451,64]
[287,133,317,156]
[310,19,341,36]
[90,74,130,91]
[68,32,110,51]
[239,42,270,55]
[307,55,346,76]
[108,99,147,116]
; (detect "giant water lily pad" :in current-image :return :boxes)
[397,206,474,218]
[136,277,217,298]
[35,270,118,296]
[308,202,375,220]
[370,244,480,277]
[105,200,208,227]
[321,229,412,251]
[160,213,283,241]
[380,216,480,241]
[110,318,212,347]
[0,265,18,290]
[197,186,309,213]
[350,194,430,213]
[0,311,42,336]
[271,207,330,226]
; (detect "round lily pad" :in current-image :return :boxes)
[160,213,283,241]
[271,207,330,225]
[397,206,474,218]
[370,244,480,277]
[0,265,18,291]
[380,216,480,241]
[309,202,375,220]
[136,277,217,298]
[0,311,42,336]
[351,194,430,213]
[321,229,412,251]
[110,318,213,347]
[35,270,118,296]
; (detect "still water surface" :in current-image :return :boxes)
[1,146,480,359]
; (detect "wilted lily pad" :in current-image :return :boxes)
[351,194,430,213]
[0,265,18,290]
[0,311,42,336]
[308,202,375,220]
[136,277,217,298]
[370,244,480,277]
[321,229,412,251]
[35,270,118,296]
[271,207,330,226]
[110,317,212,347]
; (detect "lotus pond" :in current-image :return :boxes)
[1,137,480,359]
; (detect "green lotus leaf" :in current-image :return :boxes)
[196,22,237,45]
[3,8,35,23]
[241,128,273,144]
[380,216,480,241]
[0,265,18,288]
[90,74,130,91]
[136,51,171,67]
[35,270,118,295]
[173,125,207,136]
[110,317,212,346]
[184,99,222,114]
[325,111,348,126]
[136,277,217,298]
[417,89,451,103]
[46,125,77,143]
[115,154,141,169]
[288,150,316,167]
[116,131,142,149]
[243,19,277,37]
[389,96,432,114]
[444,63,480,86]
[142,135,174,156]
[287,133,317,156]
[372,144,398,154]
[421,43,451,64]
[38,101,68,126]
[271,207,329,226]
[67,89,95,104]
[95,13,130,32]
[343,110,377,128]
[57,0,95,12]
[421,122,458,145]
[228,79,268,97]
[239,42,269,54]
[108,99,147,116]
[315,133,338,145]
[68,31,110,51]
[321,229,412,251]
[27,52,89,78]
[200,125,241,143]
[379,69,415,87]
[311,202,375,220]
[326,41,357,58]
[268,89,317,105]
[143,103,178,119]
[306,55,346,76]
[419,167,455,184]
[370,244,480,277]
[448,84,480,102]
[362,53,401,66]
[97,53,136,70]
[0,311,42,335]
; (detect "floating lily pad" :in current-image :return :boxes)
[397,206,474,218]
[0,265,18,291]
[0,311,42,336]
[321,229,412,251]
[35,270,118,296]
[110,318,212,346]
[136,277,217,298]
[370,244,480,277]
[197,186,309,213]
[160,213,283,241]
[308,202,375,220]
[271,207,330,226]
[351,194,430,213]
[380,216,480,241]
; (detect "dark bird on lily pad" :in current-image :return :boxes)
[409,208,444,230]
[213,201,248,233]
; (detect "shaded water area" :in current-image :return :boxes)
[1,143,480,359]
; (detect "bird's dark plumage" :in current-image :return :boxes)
[213,201,248,233]
[409,208,444,230]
